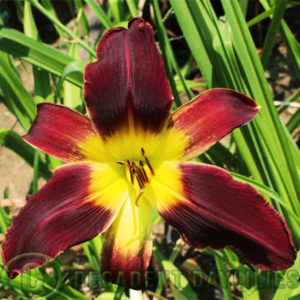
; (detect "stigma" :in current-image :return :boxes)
[117,148,154,206]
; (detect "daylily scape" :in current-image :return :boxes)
[2,18,296,288]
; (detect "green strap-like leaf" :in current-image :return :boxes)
[0,52,35,131]
[0,129,51,180]
[0,26,83,87]
[153,246,198,300]
[273,250,300,300]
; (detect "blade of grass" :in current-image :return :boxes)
[40,0,66,38]
[239,0,249,17]
[32,149,40,194]
[85,0,113,29]
[126,0,139,17]
[172,0,300,247]
[260,1,300,80]
[0,208,8,233]
[32,68,52,103]
[170,285,189,300]
[24,0,52,103]
[74,1,90,37]
[109,0,125,23]
[23,0,38,39]
[113,285,125,300]
[0,265,89,299]
[280,21,300,79]
[0,27,83,86]
[63,15,83,108]
[154,0,193,100]
[214,255,233,300]
[247,6,275,27]
[169,0,214,87]
[82,234,103,272]
[153,246,198,299]
[14,0,24,23]
[260,0,287,69]
[153,0,182,107]
[205,143,236,170]
[273,250,300,300]
[220,0,300,225]
[0,129,51,180]
[175,79,205,93]
[171,0,267,184]
[54,60,85,103]
[0,52,36,131]
[222,0,300,207]
[181,260,221,291]
[286,108,300,134]
[28,0,96,57]
[247,2,300,27]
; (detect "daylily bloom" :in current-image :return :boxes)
[2,18,295,288]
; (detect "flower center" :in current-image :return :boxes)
[117,148,154,206]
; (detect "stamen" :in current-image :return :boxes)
[117,150,154,208]
[144,156,154,175]
[136,168,145,184]
[131,162,144,189]
[136,174,144,189]
[141,148,155,175]
[129,166,134,185]
[139,160,149,183]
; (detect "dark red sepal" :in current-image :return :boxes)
[1,163,115,278]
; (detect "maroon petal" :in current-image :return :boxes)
[83,18,173,139]
[147,162,296,270]
[100,196,153,289]
[171,89,259,160]
[2,162,128,278]
[23,103,104,162]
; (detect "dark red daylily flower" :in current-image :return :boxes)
[2,18,296,288]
